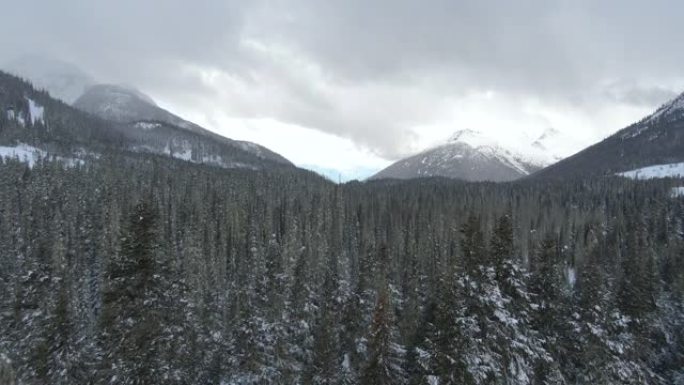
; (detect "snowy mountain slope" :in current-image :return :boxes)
[0,143,86,167]
[2,55,95,104]
[617,162,684,179]
[0,71,296,171]
[532,90,684,179]
[74,84,292,165]
[370,129,561,182]
[2,55,293,167]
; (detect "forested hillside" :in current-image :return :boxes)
[0,151,683,384]
[0,71,294,171]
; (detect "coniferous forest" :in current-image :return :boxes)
[0,152,683,384]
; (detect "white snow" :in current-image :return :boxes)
[2,99,46,128]
[26,98,45,125]
[617,162,684,179]
[565,266,576,288]
[174,148,193,161]
[426,128,575,177]
[493,309,519,326]
[134,122,161,130]
[237,141,264,158]
[671,187,684,198]
[449,129,501,148]
[446,128,579,169]
[0,143,84,167]
[0,143,47,166]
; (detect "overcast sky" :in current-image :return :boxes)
[2,0,683,180]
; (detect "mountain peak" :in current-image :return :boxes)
[82,84,157,107]
[447,129,499,148]
[74,84,173,125]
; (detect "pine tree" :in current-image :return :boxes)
[491,213,515,292]
[309,265,341,385]
[461,215,486,277]
[360,286,407,385]
[98,199,192,384]
[618,219,657,322]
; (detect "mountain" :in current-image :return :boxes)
[73,84,292,166]
[531,91,684,179]
[74,84,191,128]
[370,129,559,182]
[0,70,294,170]
[2,55,96,104]
[1,55,292,167]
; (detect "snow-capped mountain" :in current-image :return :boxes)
[370,129,560,182]
[2,55,95,104]
[532,90,684,179]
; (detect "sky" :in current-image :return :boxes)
[1,0,683,181]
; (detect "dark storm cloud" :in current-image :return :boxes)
[1,0,682,158]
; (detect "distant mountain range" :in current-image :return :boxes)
[4,55,684,184]
[373,90,684,183]
[370,128,573,182]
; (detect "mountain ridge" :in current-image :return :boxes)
[0,70,296,171]
[531,90,684,180]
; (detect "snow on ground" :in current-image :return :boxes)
[174,148,193,161]
[7,110,27,127]
[26,98,45,125]
[0,143,84,167]
[565,266,576,288]
[671,187,684,198]
[618,162,684,180]
[134,122,161,130]
[0,143,47,166]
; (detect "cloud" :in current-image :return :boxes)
[1,0,683,164]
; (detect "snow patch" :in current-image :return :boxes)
[565,266,576,288]
[134,122,161,130]
[442,129,565,174]
[0,143,46,166]
[237,141,264,157]
[617,162,684,179]
[671,187,684,198]
[174,148,193,161]
[26,98,45,125]
[0,143,85,167]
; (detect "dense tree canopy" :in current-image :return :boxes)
[0,152,683,384]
